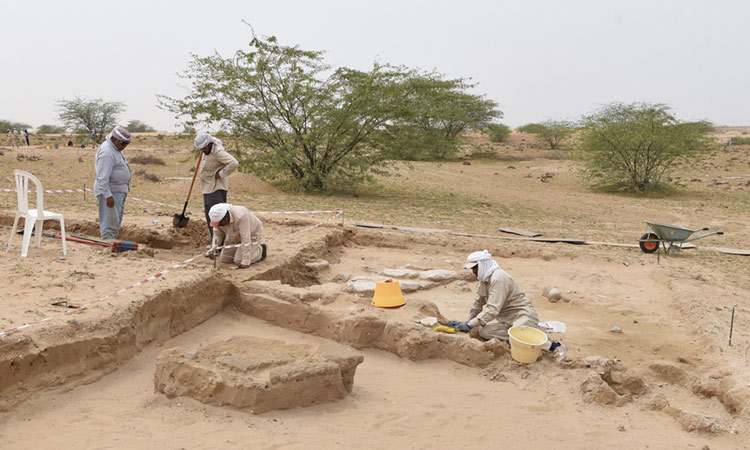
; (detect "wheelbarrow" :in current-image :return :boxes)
[638,221,723,254]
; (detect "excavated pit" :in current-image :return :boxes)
[0,225,507,414]
[1,223,747,434]
[0,214,322,250]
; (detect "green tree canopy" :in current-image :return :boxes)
[126,120,156,132]
[379,73,501,160]
[160,33,501,190]
[56,96,125,143]
[160,35,410,191]
[577,102,713,192]
[1,119,31,131]
[35,124,66,134]
[518,120,573,149]
[486,123,512,142]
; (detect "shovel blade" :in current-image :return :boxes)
[173,214,189,228]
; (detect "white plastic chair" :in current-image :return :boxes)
[6,169,67,258]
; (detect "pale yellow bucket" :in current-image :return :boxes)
[508,326,548,364]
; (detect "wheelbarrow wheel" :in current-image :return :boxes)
[639,233,660,253]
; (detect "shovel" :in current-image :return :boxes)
[173,150,203,228]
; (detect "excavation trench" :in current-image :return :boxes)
[0,214,323,250]
[1,225,747,436]
[0,227,502,413]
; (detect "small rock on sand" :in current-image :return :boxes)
[544,287,562,302]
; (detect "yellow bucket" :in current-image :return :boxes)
[508,326,548,364]
[372,279,406,308]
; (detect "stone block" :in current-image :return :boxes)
[155,336,364,414]
[383,268,419,279]
[419,269,458,282]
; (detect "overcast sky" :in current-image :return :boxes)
[2,0,748,131]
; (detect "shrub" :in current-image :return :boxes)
[35,124,67,134]
[487,123,511,142]
[729,136,750,145]
[134,169,160,182]
[129,155,166,165]
[126,120,156,132]
[578,102,713,193]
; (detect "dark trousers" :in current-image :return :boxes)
[203,189,227,240]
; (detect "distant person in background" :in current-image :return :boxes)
[194,132,239,240]
[94,126,132,239]
[82,130,96,148]
[23,129,30,146]
[11,129,20,148]
[5,130,12,147]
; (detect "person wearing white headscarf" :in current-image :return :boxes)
[94,126,132,239]
[208,203,265,268]
[11,129,20,147]
[194,132,239,241]
[451,250,567,361]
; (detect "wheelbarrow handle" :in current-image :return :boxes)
[701,227,709,231]
[717,231,724,235]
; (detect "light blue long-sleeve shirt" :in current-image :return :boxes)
[93,139,131,198]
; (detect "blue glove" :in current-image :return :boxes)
[448,320,461,327]
[455,321,472,333]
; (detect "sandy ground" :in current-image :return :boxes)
[0,134,749,448]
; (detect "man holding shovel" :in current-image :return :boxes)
[207,203,266,268]
[94,126,132,239]
[194,132,238,240]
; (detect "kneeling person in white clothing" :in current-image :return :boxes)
[450,250,567,362]
[208,203,266,268]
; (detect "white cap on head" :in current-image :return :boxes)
[463,250,491,268]
[208,203,232,227]
[464,250,500,281]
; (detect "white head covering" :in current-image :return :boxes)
[208,203,232,227]
[464,250,500,281]
[106,126,132,142]
[194,131,222,149]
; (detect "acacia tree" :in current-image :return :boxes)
[56,96,125,143]
[486,123,511,142]
[126,120,156,132]
[578,102,713,192]
[518,120,573,149]
[379,73,501,160]
[35,124,66,134]
[0,119,31,131]
[161,34,498,190]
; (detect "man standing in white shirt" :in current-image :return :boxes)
[94,126,132,239]
[194,132,239,240]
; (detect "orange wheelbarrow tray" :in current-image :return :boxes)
[638,221,723,254]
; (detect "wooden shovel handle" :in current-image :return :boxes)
[185,151,204,203]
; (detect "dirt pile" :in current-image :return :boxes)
[154,336,363,413]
